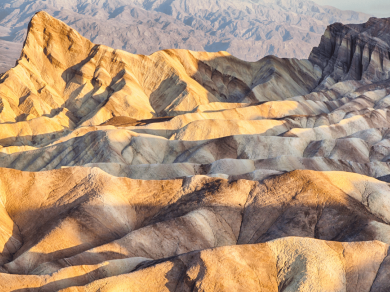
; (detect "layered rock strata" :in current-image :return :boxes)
[0,12,390,292]
[0,0,371,73]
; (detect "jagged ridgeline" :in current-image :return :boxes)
[1,11,390,292]
[0,0,371,73]
[310,17,390,87]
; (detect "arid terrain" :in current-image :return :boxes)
[1,10,390,292]
[0,0,371,73]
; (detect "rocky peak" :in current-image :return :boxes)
[3,9,390,292]
[0,0,372,73]
[0,11,322,126]
[309,17,390,89]
[19,11,93,79]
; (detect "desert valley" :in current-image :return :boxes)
[0,2,390,291]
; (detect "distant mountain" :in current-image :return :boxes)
[3,12,390,291]
[0,0,371,73]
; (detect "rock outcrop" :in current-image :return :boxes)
[309,17,390,88]
[0,12,320,128]
[0,0,371,73]
[1,12,390,292]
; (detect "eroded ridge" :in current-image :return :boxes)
[1,12,390,292]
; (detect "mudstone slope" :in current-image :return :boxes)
[1,11,390,292]
[0,0,371,73]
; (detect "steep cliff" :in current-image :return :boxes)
[310,17,390,88]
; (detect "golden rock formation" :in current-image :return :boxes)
[1,11,390,292]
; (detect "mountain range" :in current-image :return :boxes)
[0,0,371,73]
[1,9,390,292]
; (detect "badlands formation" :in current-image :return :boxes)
[2,11,390,292]
[0,0,371,73]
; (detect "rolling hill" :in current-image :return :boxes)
[0,11,390,291]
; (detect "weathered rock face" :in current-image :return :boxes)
[309,17,390,89]
[59,238,390,292]
[2,13,390,292]
[0,11,320,128]
[0,0,371,73]
[0,167,390,291]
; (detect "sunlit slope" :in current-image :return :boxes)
[1,13,390,292]
[0,167,390,290]
[0,12,320,127]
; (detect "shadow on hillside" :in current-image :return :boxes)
[0,129,72,148]
[1,222,22,268]
[0,116,176,148]
[100,116,174,127]
[1,124,388,178]
[50,46,320,121]
[0,113,177,148]
[1,170,390,290]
